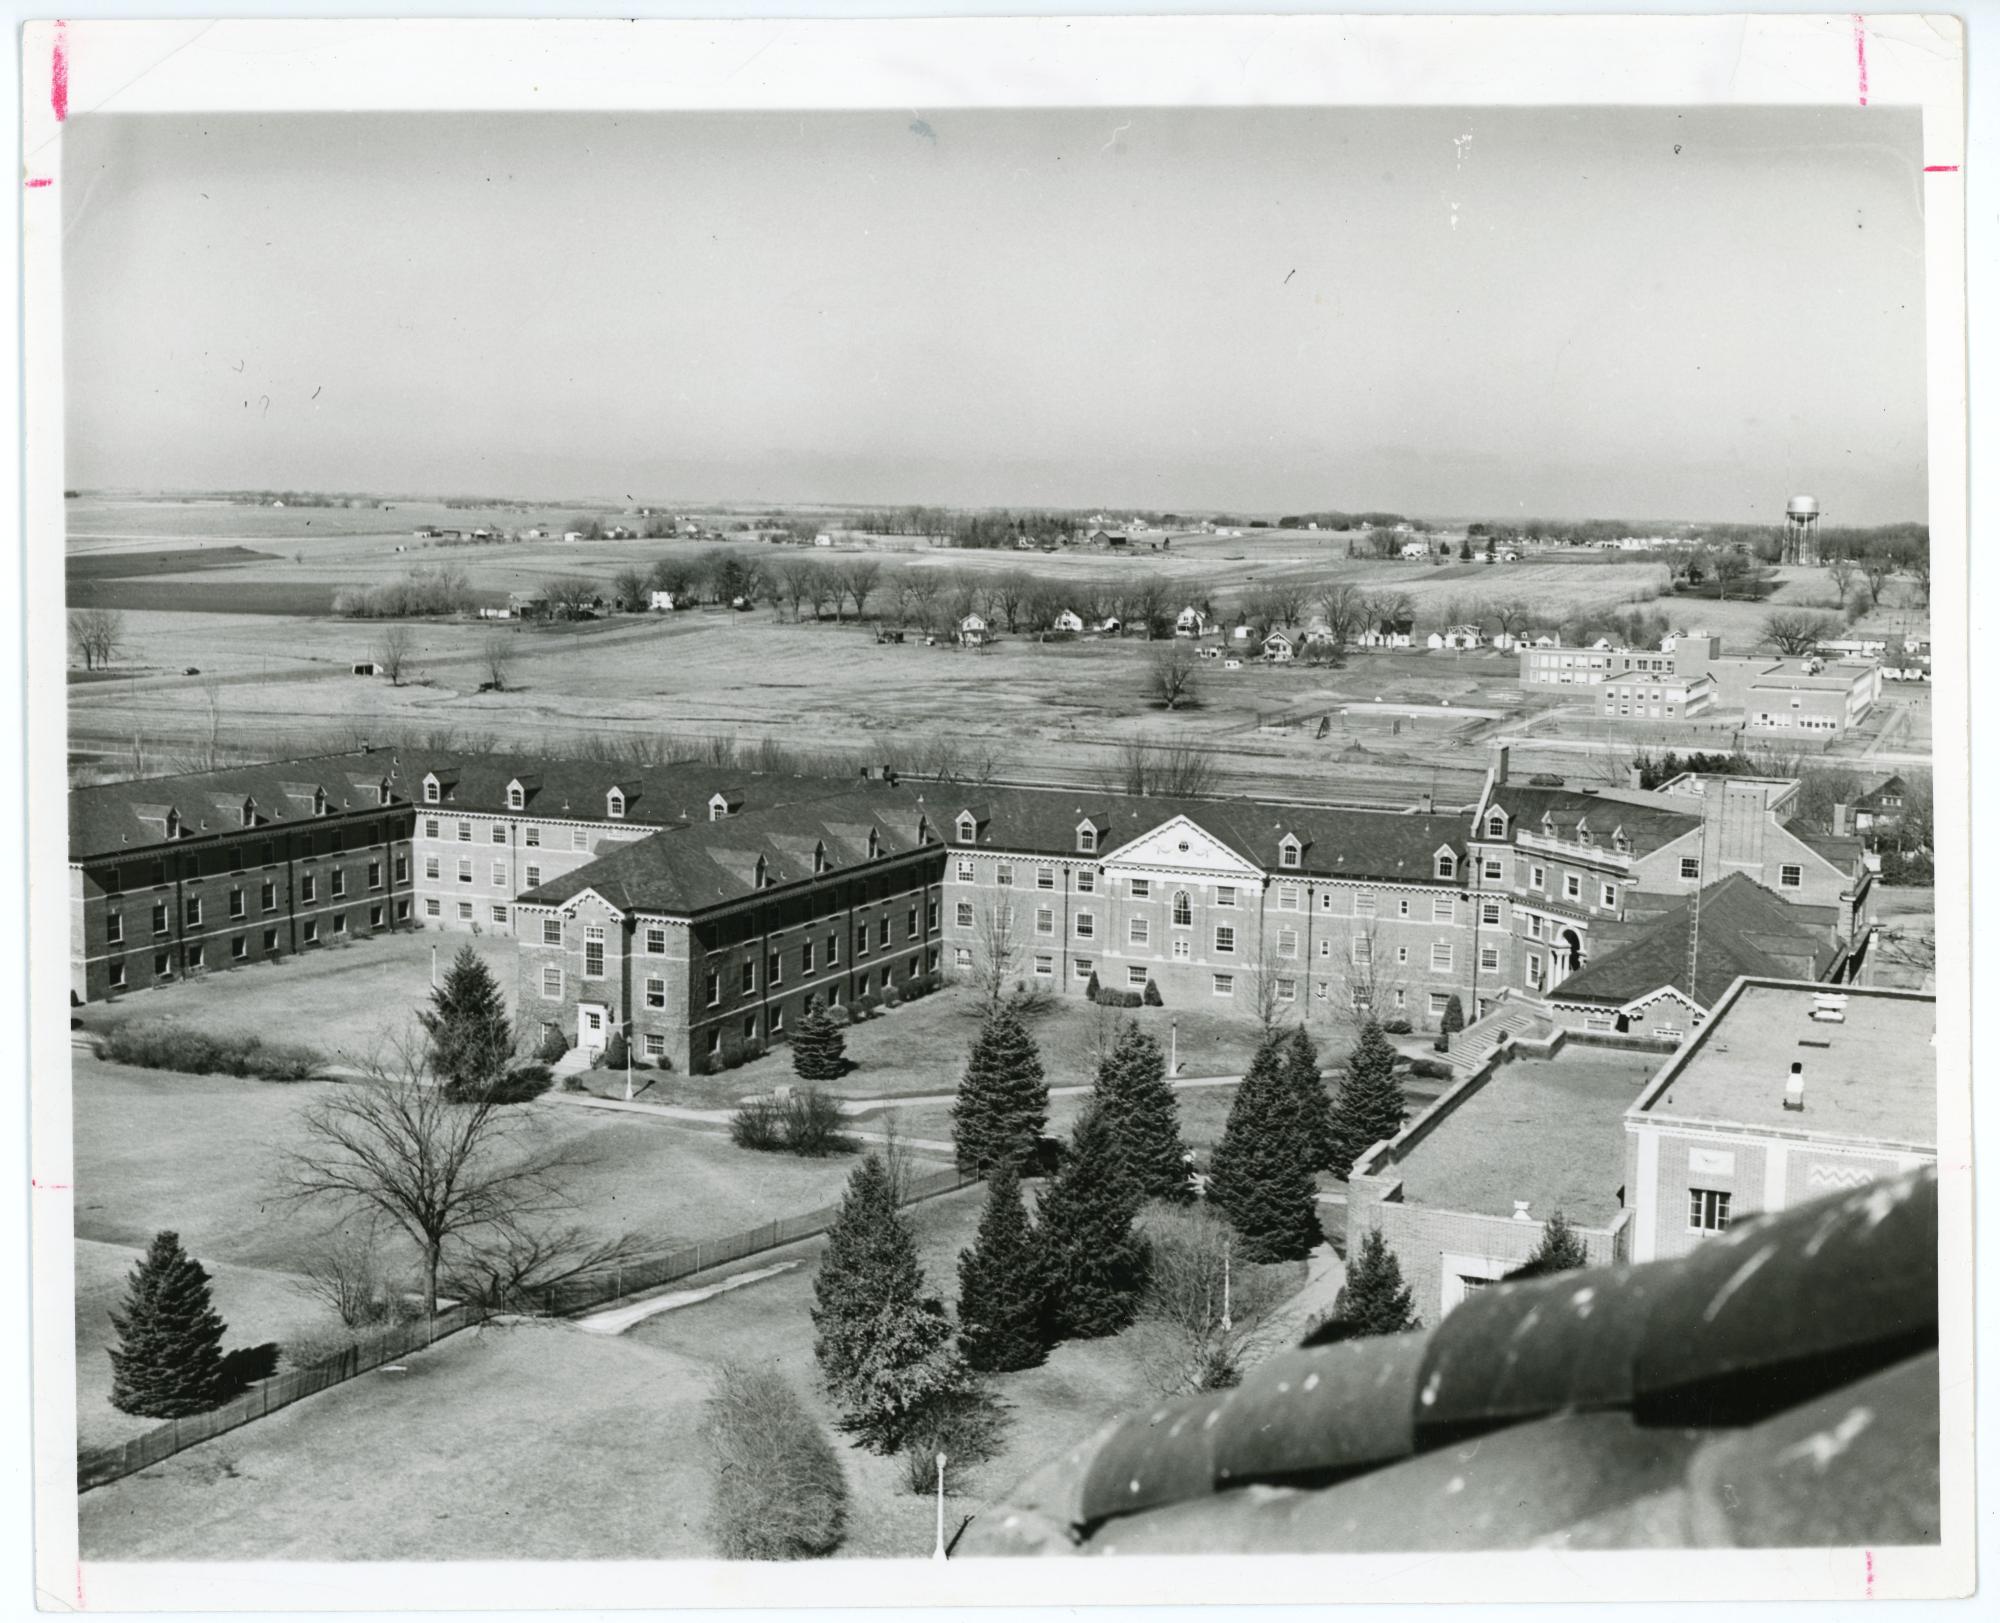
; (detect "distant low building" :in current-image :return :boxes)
[1050,609,1086,634]
[647,590,681,612]
[1597,669,1716,721]
[1174,606,1211,637]
[1356,618,1415,650]
[1427,624,1484,652]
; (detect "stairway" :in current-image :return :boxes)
[551,1045,597,1082]
[1448,999,1553,1074]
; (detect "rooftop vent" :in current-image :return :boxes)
[1511,1200,1532,1224]
[1783,1061,1806,1112]
[1810,992,1848,1024]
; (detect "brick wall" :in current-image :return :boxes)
[411,809,651,936]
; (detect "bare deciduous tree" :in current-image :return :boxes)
[1130,1206,1288,1397]
[375,622,416,687]
[1107,736,1220,798]
[293,1214,406,1329]
[1826,555,1859,601]
[1763,610,1840,656]
[69,606,126,671]
[1315,583,1368,648]
[481,631,516,693]
[972,898,1022,1010]
[839,557,884,622]
[1150,641,1201,711]
[542,575,602,621]
[284,1032,631,1318]
[1335,916,1407,1033]
[1859,547,1899,611]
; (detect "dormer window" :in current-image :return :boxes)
[956,814,977,843]
[916,815,930,845]
[1077,825,1098,855]
[754,855,769,889]
[1434,850,1457,880]
[423,776,441,805]
[377,783,391,807]
[868,827,882,860]
[1484,811,1506,838]
[607,789,626,820]
[813,841,829,875]
[1279,837,1301,869]
[165,810,180,840]
[313,789,329,817]
[507,783,526,811]
[241,799,257,829]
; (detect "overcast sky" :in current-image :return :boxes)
[63,107,1928,524]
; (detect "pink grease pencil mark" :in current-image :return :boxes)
[51,20,69,122]
[1865,1548,1876,1597]
[25,177,52,188]
[1852,15,1869,107]
[1924,165,1959,173]
[32,1177,71,1190]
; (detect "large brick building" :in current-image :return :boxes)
[68,749,417,1004]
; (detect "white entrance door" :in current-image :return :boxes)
[578,1004,607,1054]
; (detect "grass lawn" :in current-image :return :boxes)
[71,1052,861,1445]
[74,929,514,1063]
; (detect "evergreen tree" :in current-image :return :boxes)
[1035,1103,1148,1339]
[955,1164,1048,1371]
[790,994,848,1083]
[1205,1030,1323,1262]
[951,1001,1049,1176]
[420,945,515,1101]
[810,1154,971,1452]
[1438,994,1466,1053]
[1279,1025,1338,1173]
[108,1231,231,1417]
[1093,1021,1192,1203]
[1326,1228,1421,1338]
[1508,1209,1591,1281]
[1328,1017,1408,1179]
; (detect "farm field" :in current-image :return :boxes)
[80,1181,1337,1562]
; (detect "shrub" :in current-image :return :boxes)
[827,1003,855,1028]
[1143,978,1163,1007]
[880,984,903,1008]
[745,1038,767,1062]
[1381,1017,1413,1036]
[730,1096,785,1150]
[96,1022,322,1082]
[1084,971,1101,1003]
[897,1387,1009,1495]
[486,1063,553,1103]
[699,1362,848,1559]
[602,1030,629,1071]
[720,1035,746,1071]
[857,993,882,1016]
[781,1087,853,1156]
[1406,1056,1454,1081]
[535,1026,572,1064]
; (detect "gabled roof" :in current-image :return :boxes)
[1552,874,1838,1010]
[1486,786,1699,857]
[516,787,934,914]
[401,752,862,828]
[69,749,407,860]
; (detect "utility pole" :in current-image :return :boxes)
[1221,1249,1233,1332]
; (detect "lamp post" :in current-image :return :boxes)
[1170,1015,1179,1077]
[1221,1248,1232,1332]
[624,1021,634,1102]
[430,943,438,990]
[933,1453,949,1560]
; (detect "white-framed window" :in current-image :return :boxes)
[646,976,665,1009]
[524,864,541,889]
[425,897,442,917]
[1779,864,1802,888]
[955,901,974,928]
[1432,897,1454,922]
[1680,856,1701,880]
[646,925,666,954]
[1434,852,1456,880]
[491,904,507,924]
[1075,912,1096,940]
[956,814,977,842]
[644,1032,666,1059]
[1037,869,1055,891]
[1688,1188,1732,1234]
[956,858,975,882]
[572,828,588,852]
[1480,898,1503,925]
[187,943,205,970]
[1479,944,1500,972]
[1127,965,1149,989]
[1213,925,1235,955]
[457,821,472,843]
[1353,892,1376,917]
[1130,878,1151,899]
[954,946,973,970]
[541,965,563,999]
[607,789,625,820]
[300,875,317,903]
[801,940,815,973]
[1398,897,1412,919]
[1277,927,1298,958]
[1036,907,1054,935]
[704,969,720,1005]
[456,858,473,885]
[1172,890,1192,926]
[1396,945,1409,964]
[303,918,321,943]
[1600,883,1617,909]
[424,779,440,804]
[1277,977,1297,1003]
[1212,973,1235,996]
[1430,943,1454,972]
[1077,825,1098,854]
[996,864,1013,887]
[525,826,542,847]
[424,855,441,880]
[1172,938,1190,961]
[1073,957,1095,980]
[1484,811,1506,838]
[491,824,507,844]
[1526,951,1545,988]
[1076,869,1096,894]
[1530,864,1546,890]
[1128,916,1149,945]
[491,861,507,886]
[424,818,440,839]
[457,902,473,922]
[1482,858,1504,882]
[1563,873,1582,902]
[1528,914,1545,939]
[507,785,525,811]
[108,960,126,990]
[1279,837,1301,869]
[1215,885,1236,908]
[1033,952,1054,976]
[584,926,606,979]
[1278,884,1300,910]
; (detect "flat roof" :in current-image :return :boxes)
[1394,1047,1664,1227]
[1630,979,1936,1148]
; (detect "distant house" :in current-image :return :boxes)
[1853,775,1908,836]
[1400,541,1431,560]
[1175,606,1211,637]
[1222,658,1243,671]
[1228,623,1256,645]
[605,526,637,541]
[475,606,513,621]
[1262,628,1301,662]
[351,661,381,677]
[1090,530,1129,550]
[958,613,991,646]
[412,527,440,540]
[523,527,550,540]
[562,531,585,544]
[1093,615,1123,635]
[1356,618,1416,650]
[508,591,550,618]
[1427,624,1485,652]
[1051,609,1086,634]
[814,533,834,547]
[647,590,681,612]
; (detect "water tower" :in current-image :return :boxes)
[1784,495,1821,565]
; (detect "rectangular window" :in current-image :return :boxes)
[1075,912,1096,940]
[425,897,442,917]
[1214,925,1235,955]
[424,856,441,881]
[1212,973,1234,996]
[151,901,168,935]
[1680,856,1701,881]
[330,870,346,899]
[456,859,472,885]
[106,910,124,945]
[646,976,665,1009]
[1075,869,1095,894]
[1130,879,1151,899]
[491,905,507,925]
[1073,957,1095,980]
[955,946,974,970]
[1779,864,1802,888]
[332,913,347,937]
[154,951,172,980]
[645,925,666,954]
[303,919,319,944]
[585,927,606,979]
[1480,899,1502,925]
[1530,865,1546,890]
[1037,869,1055,891]
[525,864,541,890]
[1172,938,1190,960]
[1278,884,1300,910]
[542,966,563,998]
[769,951,783,985]
[854,925,869,957]
[396,899,410,922]
[705,970,720,1006]
[1482,859,1505,882]
[1127,966,1149,988]
[1128,916,1150,946]
[740,960,756,994]
[457,902,473,921]
[185,895,203,927]
[907,907,917,938]
[368,860,383,890]
[644,1033,666,1059]
[1277,927,1298,958]
[1430,943,1454,972]
[926,899,938,932]
[1688,1188,1733,1234]
[1432,897,1454,923]
[1277,977,1297,1003]
[424,818,440,839]
[827,933,840,967]
[526,826,542,847]
[1600,883,1617,909]
[801,940,815,974]
[1033,953,1054,976]
[227,889,244,920]
[491,862,507,887]
[488,824,505,844]
[187,944,205,971]
[1353,892,1376,917]
[572,828,588,852]
[1563,873,1582,901]
[1036,907,1054,936]
[956,858,975,882]
[1428,991,1451,1017]
[457,821,472,843]
[1215,885,1236,908]
[108,960,126,989]
[955,901,974,928]
[996,864,1013,887]
[1479,944,1500,972]
[394,853,409,883]
[877,917,891,948]
[1397,898,1411,919]
[370,906,384,928]
[541,918,562,946]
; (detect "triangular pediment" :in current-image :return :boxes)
[557,886,627,922]
[1099,814,1262,878]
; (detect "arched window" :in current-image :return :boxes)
[507,784,525,811]
[1279,837,1301,869]
[1435,851,1456,880]
[1172,890,1192,926]
[424,778,440,804]
[607,789,626,820]
[1484,811,1506,838]
[956,814,976,842]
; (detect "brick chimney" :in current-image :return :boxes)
[1832,801,1852,837]
[1417,790,1433,814]
[1493,743,1511,786]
